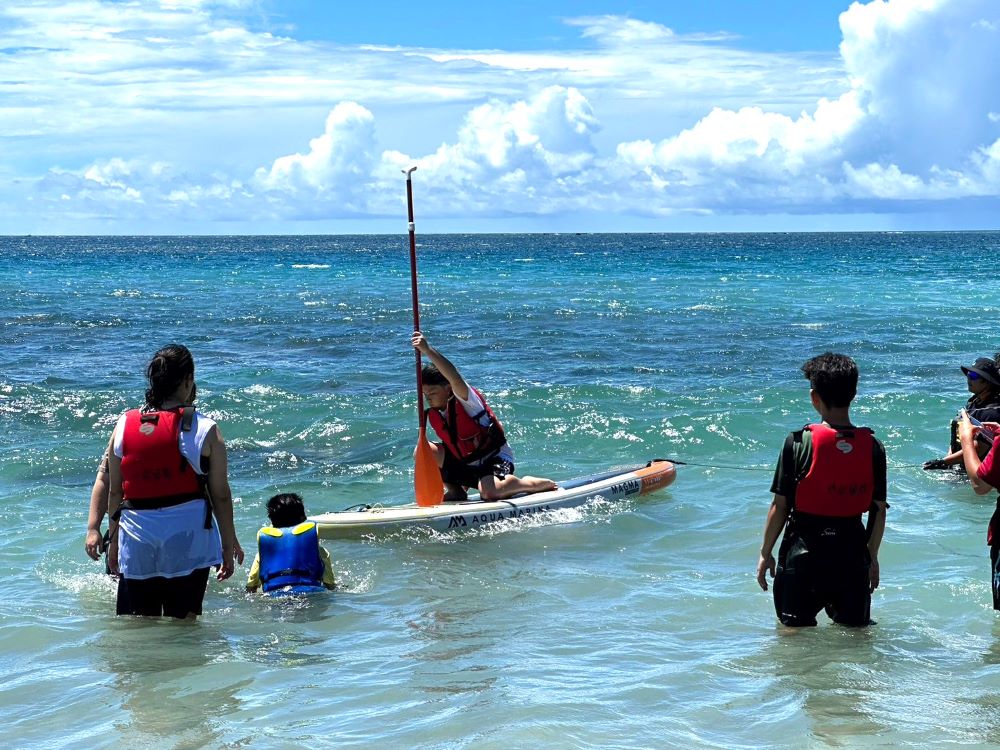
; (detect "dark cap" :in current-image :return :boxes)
[961,357,1000,386]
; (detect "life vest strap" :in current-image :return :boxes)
[114,494,212,530]
[175,405,211,527]
[438,393,507,463]
[260,567,321,584]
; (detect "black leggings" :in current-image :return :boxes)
[116,567,211,619]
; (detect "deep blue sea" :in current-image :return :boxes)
[3,233,1000,749]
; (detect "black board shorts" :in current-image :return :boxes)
[989,503,1000,611]
[773,530,871,628]
[439,446,514,490]
[116,567,212,619]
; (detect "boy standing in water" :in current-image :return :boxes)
[411,331,557,502]
[756,353,888,627]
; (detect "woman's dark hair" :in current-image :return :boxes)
[801,352,858,408]
[145,344,195,408]
[267,492,307,527]
[421,363,449,386]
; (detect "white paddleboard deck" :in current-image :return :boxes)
[310,460,676,539]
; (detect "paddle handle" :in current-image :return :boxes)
[404,167,425,431]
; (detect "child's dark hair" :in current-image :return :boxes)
[266,492,307,527]
[421,363,449,386]
[801,352,858,408]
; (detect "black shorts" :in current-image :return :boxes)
[987,502,1000,611]
[773,529,871,627]
[440,447,515,490]
[991,545,1000,611]
[117,567,211,619]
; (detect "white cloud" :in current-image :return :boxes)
[568,15,677,45]
[254,102,378,214]
[608,0,1000,212]
[4,0,1000,229]
[244,86,600,219]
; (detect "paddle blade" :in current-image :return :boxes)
[414,436,444,507]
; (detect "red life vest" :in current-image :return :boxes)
[793,423,875,517]
[120,407,203,506]
[426,388,507,463]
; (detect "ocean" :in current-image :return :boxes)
[2,232,1000,749]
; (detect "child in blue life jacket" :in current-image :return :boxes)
[246,493,335,594]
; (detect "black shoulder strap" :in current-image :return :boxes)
[782,432,797,507]
[175,406,193,475]
[445,397,461,450]
[176,406,214,529]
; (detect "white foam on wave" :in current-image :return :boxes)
[291,264,331,269]
[265,450,300,468]
[611,429,642,443]
[245,384,285,397]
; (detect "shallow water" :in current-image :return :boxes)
[3,232,1000,748]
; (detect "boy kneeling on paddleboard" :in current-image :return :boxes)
[411,331,556,502]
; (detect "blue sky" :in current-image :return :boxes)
[1,0,998,234]
[256,1,847,52]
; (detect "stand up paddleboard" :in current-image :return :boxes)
[310,460,677,539]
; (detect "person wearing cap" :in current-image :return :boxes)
[957,407,1000,609]
[923,355,1000,471]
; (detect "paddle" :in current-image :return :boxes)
[404,167,445,507]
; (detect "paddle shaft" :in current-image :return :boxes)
[404,168,426,430]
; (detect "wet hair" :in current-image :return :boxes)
[421,363,449,387]
[266,492,308,528]
[144,344,194,409]
[801,352,858,408]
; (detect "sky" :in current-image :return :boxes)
[1,0,999,234]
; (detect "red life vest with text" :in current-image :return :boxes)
[793,423,874,517]
[120,407,203,505]
[426,388,507,463]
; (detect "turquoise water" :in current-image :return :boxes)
[3,232,1000,748]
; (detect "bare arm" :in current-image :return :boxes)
[756,493,789,591]
[107,439,124,576]
[411,331,470,401]
[959,410,996,495]
[85,437,113,560]
[865,499,888,592]
[942,449,964,465]
[204,425,238,580]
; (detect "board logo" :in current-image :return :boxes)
[610,479,640,496]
